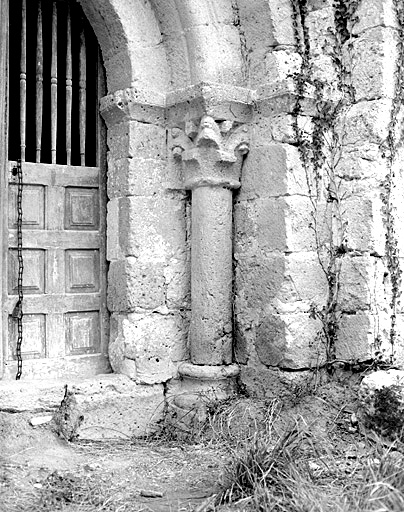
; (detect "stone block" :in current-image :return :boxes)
[107,258,166,312]
[163,259,191,309]
[392,315,404,366]
[339,255,388,313]
[235,196,323,253]
[349,27,397,101]
[107,157,181,198]
[235,252,326,313]
[119,312,188,384]
[235,254,285,309]
[185,24,243,85]
[336,144,387,181]
[252,113,308,146]
[262,51,302,86]
[0,375,165,440]
[107,121,166,160]
[306,6,334,57]
[343,100,391,146]
[239,144,307,199]
[267,0,295,46]
[239,365,315,401]
[310,54,339,86]
[100,87,166,126]
[354,0,396,34]
[255,312,324,369]
[118,195,187,262]
[339,254,390,313]
[165,0,233,29]
[70,376,165,439]
[337,312,377,361]
[106,198,124,261]
[343,195,385,255]
[103,52,132,93]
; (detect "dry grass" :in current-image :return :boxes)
[214,406,404,512]
[0,464,138,512]
[3,382,404,512]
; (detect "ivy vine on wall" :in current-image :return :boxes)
[379,0,404,361]
[290,0,360,370]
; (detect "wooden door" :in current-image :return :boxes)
[1,0,110,379]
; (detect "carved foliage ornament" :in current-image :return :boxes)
[171,116,250,189]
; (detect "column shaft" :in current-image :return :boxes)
[190,185,233,365]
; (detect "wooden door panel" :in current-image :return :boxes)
[8,314,46,360]
[8,249,45,295]
[66,311,100,355]
[9,185,45,229]
[65,188,99,230]
[66,250,100,293]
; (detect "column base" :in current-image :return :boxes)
[167,363,240,436]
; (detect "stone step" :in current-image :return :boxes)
[0,374,165,440]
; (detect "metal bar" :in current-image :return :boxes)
[35,0,43,163]
[20,0,27,162]
[79,19,86,166]
[66,2,72,165]
[51,1,58,164]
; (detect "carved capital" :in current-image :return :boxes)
[171,115,250,190]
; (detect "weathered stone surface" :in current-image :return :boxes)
[349,27,397,101]
[261,51,302,87]
[0,375,164,439]
[107,259,166,311]
[109,312,187,384]
[107,121,166,160]
[234,196,328,253]
[100,87,166,126]
[163,259,191,309]
[337,313,384,362]
[107,157,181,199]
[189,186,233,365]
[106,198,124,261]
[343,196,386,255]
[234,252,327,313]
[119,195,187,262]
[354,0,396,34]
[255,312,324,369]
[343,100,391,146]
[336,144,387,181]
[239,144,307,199]
[166,83,253,126]
[339,255,388,312]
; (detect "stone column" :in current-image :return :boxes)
[170,112,250,418]
[176,116,249,366]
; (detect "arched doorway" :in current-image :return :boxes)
[0,0,109,379]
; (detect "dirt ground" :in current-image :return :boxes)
[0,372,384,512]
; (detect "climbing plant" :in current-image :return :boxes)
[379,0,404,361]
[290,0,360,370]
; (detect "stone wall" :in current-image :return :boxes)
[234,0,404,395]
[77,0,404,407]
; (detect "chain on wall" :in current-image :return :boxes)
[12,159,24,380]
